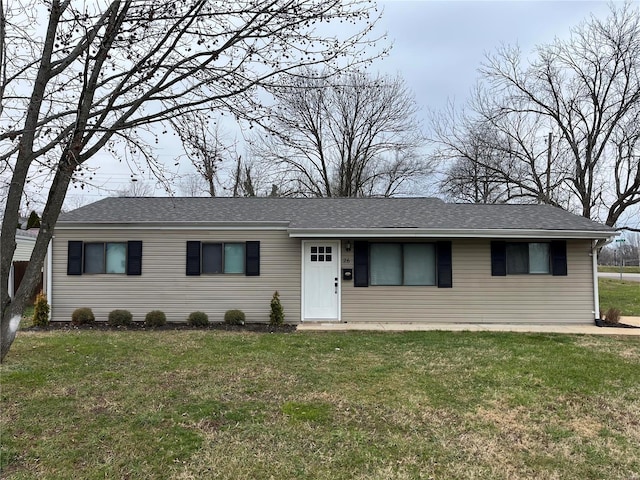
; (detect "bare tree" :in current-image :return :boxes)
[432,2,640,227]
[171,116,274,197]
[252,70,432,197]
[230,156,255,197]
[0,0,384,361]
[114,180,154,197]
[170,115,235,196]
[431,103,571,207]
[62,194,93,212]
[176,173,208,197]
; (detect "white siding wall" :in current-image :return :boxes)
[341,239,596,324]
[52,228,301,323]
[13,236,36,261]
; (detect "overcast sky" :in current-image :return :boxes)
[63,0,614,207]
[377,0,611,111]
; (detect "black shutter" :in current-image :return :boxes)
[353,241,369,287]
[127,241,143,276]
[550,240,568,276]
[245,241,260,276]
[186,241,201,276]
[67,241,83,275]
[491,241,507,276]
[437,241,453,288]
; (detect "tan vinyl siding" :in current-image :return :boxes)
[52,229,301,323]
[53,230,598,326]
[341,239,596,324]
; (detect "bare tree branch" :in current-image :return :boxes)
[251,69,433,197]
[0,0,386,361]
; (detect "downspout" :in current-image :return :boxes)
[8,263,14,299]
[46,238,53,320]
[592,237,614,323]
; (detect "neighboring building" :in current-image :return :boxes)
[51,197,615,325]
[5,229,49,303]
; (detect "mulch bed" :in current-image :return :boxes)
[26,321,297,334]
[594,319,640,329]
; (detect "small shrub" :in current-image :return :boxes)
[604,307,621,324]
[224,309,245,325]
[187,311,209,327]
[145,310,167,327]
[108,309,133,326]
[32,292,50,328]
[269,291,285,326]
[71,307,95,325]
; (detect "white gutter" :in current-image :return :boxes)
[55,221,290,230]
[287,228,615,240]
[46,238,53,320]
[592,240,600,321]
[592,235,616,321]
[55,223,614,240]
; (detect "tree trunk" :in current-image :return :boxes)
[0,162,73,362]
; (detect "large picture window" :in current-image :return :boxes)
[370,243,436,286]
[84,242,127,274]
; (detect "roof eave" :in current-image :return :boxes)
[287,228,617,240]
[55,221,291,230]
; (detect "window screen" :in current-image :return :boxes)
[506,243,529,274]
[370,244,402,285]
[105,243,127,274]
[404,243,436,285]
[202,243,222,274]
[370,243,436,286]
[84,243,105,274]
[224,243,245,273]
[529,243,550,274]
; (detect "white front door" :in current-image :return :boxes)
[302,241,340,321]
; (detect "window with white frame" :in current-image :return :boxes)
[506,242,550,274]
[84,242,127,274]
[201,243,245,274]
[369,243,436,286]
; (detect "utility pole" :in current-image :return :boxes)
[615,238,626,280]
[546,132,552,204]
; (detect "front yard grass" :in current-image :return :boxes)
[599,265,640,274]
[1,329,639,479]
[599,278,640,316]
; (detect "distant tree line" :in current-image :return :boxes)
[429,2,640,231]
[599,234,640,266]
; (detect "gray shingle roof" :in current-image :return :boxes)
[58,197,614,237]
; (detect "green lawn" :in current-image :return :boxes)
[599,265,640,274]
[599,278,640,316]
[1,330,639,479]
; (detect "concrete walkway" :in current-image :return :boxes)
[297,317,640,336]
[598,272,640,282]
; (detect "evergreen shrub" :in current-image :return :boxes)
[269,291,285,326]
[71,307,95,325]
[224,309,245,325]
[145,310,167,327]
[108,309,133,326]
[32,292,50,328]
[187,311,209,327]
